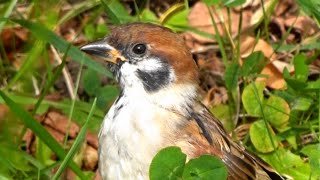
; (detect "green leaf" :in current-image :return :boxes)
[8,41,45,88]
[35,137,55,166]
[210,105,233,132]
[250,120,278,153]
[284,78,308,91]
[0,91,85,179]
[295,0,320,23]
[11,18,113,78]
[273,41,320,52]
[101,0,133,24]
[264,96,290,129]
[96,23,110,38]
[301,144,320,178]
[164,9,189,31]
[83,69,101,96]
[224,62,240,94]
[260,148,311,180]
[84,24,96,41]
[223,0,246,7]
[140,9,159,23]
[293,54,308,82]
[183,155,228,180]
[291,97,313,111]
[202,0,221,5]
[241,51,266,77]
[306,79,320,90]
[96,85,119,109]
[242,82,265,116]
[149,147,186,180]
[0,142,32,173]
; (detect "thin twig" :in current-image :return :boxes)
[50,45,78,100]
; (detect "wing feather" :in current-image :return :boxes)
[175,102,284,180]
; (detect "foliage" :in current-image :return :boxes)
[149,147,228,180]
[0,0,319,179]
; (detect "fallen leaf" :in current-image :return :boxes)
[44,125,65,143]
[284,16,319,37]
[272,60,294,73]
[188,2,251,43]
[257,63,286,89]
[94,170,102,180]
[86,132,99,149]
[0,104,9,120]
[274,0,297,16]
[45,111,80,138]
[83,145,98,170]
[240,36,276,61]
[23,129,34,153]
[250,0,275,26]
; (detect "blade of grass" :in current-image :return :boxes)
[206,5,228,66]
[0,0,18,33]
[133,0,141,21]
[0,93,104,117]
[11,19,113,78]
[64,58,84,147]
[0,91,86,179]
[58,0,101,25]
[53,98,97,180]
[251,83,283,165]
[7,41,45,89]
[33,45,70,115]
[16,45,71,146]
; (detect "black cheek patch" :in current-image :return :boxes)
[136,65,171,92]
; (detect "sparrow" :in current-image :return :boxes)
[80,23,283,180]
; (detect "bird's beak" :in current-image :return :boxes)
[80,40,126,64]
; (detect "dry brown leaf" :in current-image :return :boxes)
[44,125,65,143]
[284,16,319,36]
[240,36,276,61]
[0,104,9,120]
[272,59,294,73]
[83,145,98,170]
[45,111,80,138]
[187,2,217,44]
[61,168,76,180]
[23,129,34,153]
[1,27,29,61]
[275,0,297,16]
[187,2,251,44]
[257,63,286,89]
[86,132,99,149]
[250,0,274,26]
[94,170,102,180]
[202,87,228,107]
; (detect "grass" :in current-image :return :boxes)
[0,0,320,179]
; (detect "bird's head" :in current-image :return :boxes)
[81,23,199,107]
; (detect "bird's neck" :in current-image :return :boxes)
[122,83,198,114]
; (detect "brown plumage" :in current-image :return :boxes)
[81,23,283,180]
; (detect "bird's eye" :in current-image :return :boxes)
[132,44,147,55]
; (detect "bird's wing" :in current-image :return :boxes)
[175,102,283,180]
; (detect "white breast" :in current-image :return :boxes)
[98,91,166,179]
[98,81,197,180]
